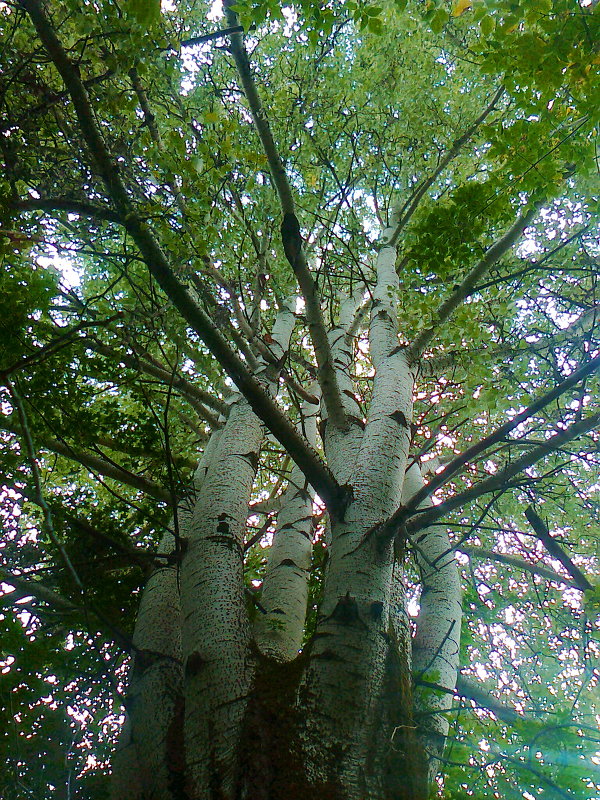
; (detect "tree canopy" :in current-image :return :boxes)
[0,0,599,798]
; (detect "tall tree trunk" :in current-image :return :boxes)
[179,302,296,798]
[110,432,222,800]
[299,215,419,798]
[254,386,320,661]
[405,462,462,786]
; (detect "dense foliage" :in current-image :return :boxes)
[0,0,598,798]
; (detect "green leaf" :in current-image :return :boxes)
[126,0,161,29]
[431,8,449,33]
[368,16,384,34]
[480,14,496,36]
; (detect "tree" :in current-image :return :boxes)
[0,0,598,797]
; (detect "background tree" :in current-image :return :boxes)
[0,1,598,798]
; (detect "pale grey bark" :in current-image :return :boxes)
[301,217,416,798]
[405,463,462,785]
[110,531,182,800]
[110,433,222,800]
[254,386,320,661]
[179,303,295,798]
[180,401,262,797]
[323,291,365,483]
[111,304,297,800]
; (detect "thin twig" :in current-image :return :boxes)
[5,376,83,591]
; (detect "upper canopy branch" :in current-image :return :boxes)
[223,2,347,430]
[524,506,593,592]
[407,353,600,511]
[393,86,505,243]
[406,203,539,362]
[419,302,600,378]
[13,196,123,224]
[403,410,600,537]
[17,0,346,517]
[368,410,600,549]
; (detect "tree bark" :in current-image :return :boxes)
[179,303,296,798]
[299,216,418,798]
[110,431,222,800]
[405,463,462,786]
[254,387,320,661]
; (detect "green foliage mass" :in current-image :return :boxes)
[0,0,598,798]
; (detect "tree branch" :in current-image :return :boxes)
[0,567,78,613]
[61,512,157,571]
[406,204,539,362]
[0,315,122,376]
[403,411,600,536]
[415,675,520,725]
[524,506,593,591]
[1,417,175,504]
[393,86,505,241]
[407,354,600,510]
[18,0,346,517]
[180,26,244,48]
[83,336,227,419]
[13,196,123,224]
[418,303,600,378]
[457,545,581,589]
[0,566,133,651]
[5,377,84,591]
[370,410,600,547]
[223,1,347,430]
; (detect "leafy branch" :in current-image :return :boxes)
[17,0,346,517]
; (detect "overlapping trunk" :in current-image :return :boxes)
[299,218,422,799]
[404,463,462,784]
[254,387,320,661]
[179,302,296,798]
[110,529,184,800]
[322,291,365,483]
[112,304,296,800]
[110,433,222,800]
[109,236,462,800]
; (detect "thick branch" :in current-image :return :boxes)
[408,354,600,510]
[180,26,244,47]
[19,0,345,516]
[371,411,600,547]
[415,675,520,725]
[129,66,191,224]
[83,337,227,418]
[62,512,156,570]
[1,417,174,503]
[419,303,600,378]
[0,567,78,612]
[403,411,600,536]
[524,506,593,591]
[0,315,121,377]
[5,377,84,591]
[13,196,123,224]
[457,545,580,589]
[406,204,538,362]
[224,3,346,429]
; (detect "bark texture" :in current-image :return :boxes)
[111,432,222,800]
[254,387,320,661]
[405,463,462,785]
